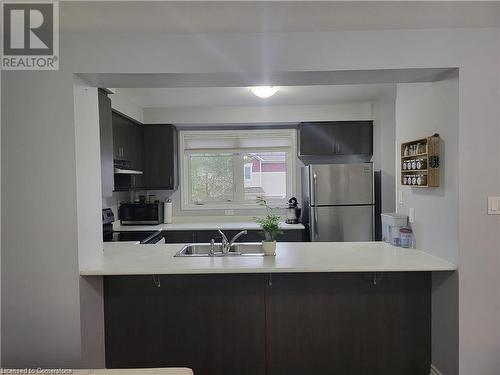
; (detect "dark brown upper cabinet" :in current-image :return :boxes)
[111,112,144,191]
[142,124,178,190]
[112,112,143,169]
[298,121,373,158]
[98,90,114,198]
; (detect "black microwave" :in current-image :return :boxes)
[119,203,164,225]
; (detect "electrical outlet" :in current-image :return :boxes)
[408,208,415,223]
[487,196,500,215]
[224,210,234,216]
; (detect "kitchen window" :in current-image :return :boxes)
[180,129,297,210]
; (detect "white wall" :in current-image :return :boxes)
[2,23,500,374]
[395,78,460,374]
[73,78,105,367]
[0,63,2,366]
[497,27,500,368]
[143,102,372,124]
[110,89,144,123]
[73,77,104,270]
[2,72,82,367]
[372,91,397,214]
[396,79,459,263]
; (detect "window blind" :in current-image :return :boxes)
[182,129,295,153]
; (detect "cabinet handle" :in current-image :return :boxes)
[337,144,341,154]
[152,275,161,288]
[331,143,336,154]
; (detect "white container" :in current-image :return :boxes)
[164,200,173,224]
[262,241,276,256]
[381,213,408,244]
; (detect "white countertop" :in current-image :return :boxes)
[113,216,305,231]
[80,242,456,276]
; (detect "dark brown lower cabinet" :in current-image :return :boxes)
[104,274,267,374]
[265,273,431,375]
[163,229,305,243]
[104,272,431,375]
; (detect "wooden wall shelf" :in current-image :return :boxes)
[400,134,440,188]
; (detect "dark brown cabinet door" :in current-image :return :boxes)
[104,274,267,375]
[162,230,195,243]
[298,122,337,156]
[112,112,128,160]
[98,91,114,198]
[111,112,144,190]
[143,125,178,190]
[265,272,431,375]
[129,124,144,188]
[298,121,373,157]
[330,121,373,155]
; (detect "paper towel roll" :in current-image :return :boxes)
[164,200,173,224]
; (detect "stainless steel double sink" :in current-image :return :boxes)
[174,243,264,257]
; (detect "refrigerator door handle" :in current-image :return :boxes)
[312,172,318,206]
[312,172,319,240]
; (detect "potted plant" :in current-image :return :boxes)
[255,197,283,256]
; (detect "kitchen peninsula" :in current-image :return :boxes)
[82,241,454,275]
[82,242,454,375]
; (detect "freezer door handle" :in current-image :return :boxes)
[312,172,319,240]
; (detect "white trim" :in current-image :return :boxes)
[179,129,297,211]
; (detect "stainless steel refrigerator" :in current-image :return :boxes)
[301,163,374,242]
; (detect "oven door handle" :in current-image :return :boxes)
[140,230,163,244]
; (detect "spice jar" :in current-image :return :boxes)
[417,174,427,186]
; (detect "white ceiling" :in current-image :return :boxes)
[117,84,396,108]
[61,1,500,34]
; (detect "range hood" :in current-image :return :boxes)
[114,167,143,175]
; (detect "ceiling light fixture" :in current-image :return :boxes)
[249,86,279,98]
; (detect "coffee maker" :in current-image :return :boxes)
[285,197,302,224]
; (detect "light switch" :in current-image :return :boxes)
[398,190,403,205]
[487,196,500,215]
[409,207,415,223]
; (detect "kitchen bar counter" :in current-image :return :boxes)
[80,241,456,275]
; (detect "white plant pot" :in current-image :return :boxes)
[262,240,276,256]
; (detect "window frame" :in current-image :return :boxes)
[179,129,297,210]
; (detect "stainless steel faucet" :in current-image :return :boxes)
[217,230,229,253]
[218,229,247,254]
